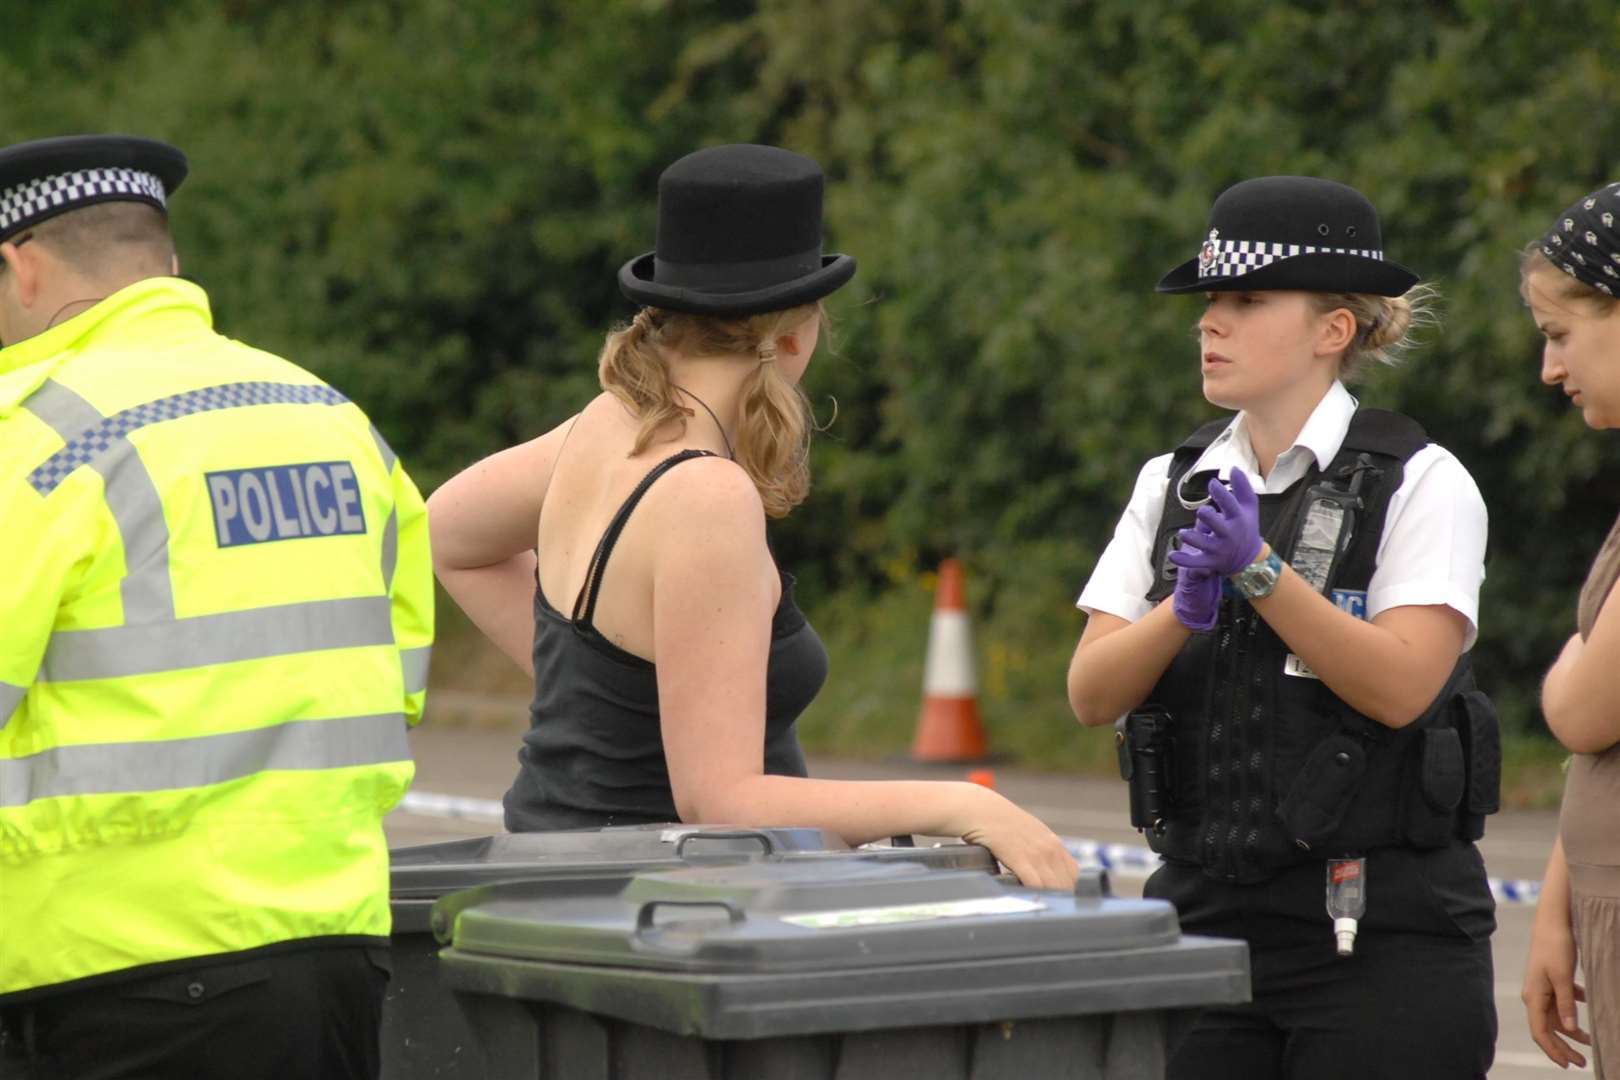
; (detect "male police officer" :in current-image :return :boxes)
[0,135,433,1079]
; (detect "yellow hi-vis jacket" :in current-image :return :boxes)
[0,278,432,999]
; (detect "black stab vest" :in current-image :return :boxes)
[1142,409,1499,883]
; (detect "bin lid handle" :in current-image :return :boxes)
[674,829,775,857]
[635,899,745,937]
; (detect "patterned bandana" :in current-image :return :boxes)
[1541,183,1620,296]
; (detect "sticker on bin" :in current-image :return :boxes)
[780,896,1046,930]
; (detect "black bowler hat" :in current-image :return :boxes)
[1156,176,1418,297]
[0,134,187,244]
[619,144,856,316]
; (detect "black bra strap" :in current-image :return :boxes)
[572,449,717,629]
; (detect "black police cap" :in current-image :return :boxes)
[0,135,188,243]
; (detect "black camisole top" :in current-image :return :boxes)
[503,449,829,831]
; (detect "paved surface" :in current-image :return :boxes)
[392,720,1580,1077]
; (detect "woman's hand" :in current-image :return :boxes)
[1522,901,1590,1068]
[1173,561,1222,632]
[951,784,1080,890]
[1168,468,1263,577]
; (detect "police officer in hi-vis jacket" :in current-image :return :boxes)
[0,135,433,1080]
[1068,176,1501,1079]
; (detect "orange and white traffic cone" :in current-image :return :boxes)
[910,558,991,763]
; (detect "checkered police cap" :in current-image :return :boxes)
[1157,176,1419,297]
[0,135,187,243]
[1197,236,1386,281]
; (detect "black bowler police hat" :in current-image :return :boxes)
[1156,176,1419,297]
[618,144,856,317]
[0,134,187,244]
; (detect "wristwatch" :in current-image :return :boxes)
[1229,547,1283,601]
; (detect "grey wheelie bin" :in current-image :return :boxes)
[432,859,1251,1080]
[383,826,997,1079]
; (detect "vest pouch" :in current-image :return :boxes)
[1460,689,1502,818]
[1276,733,1368,851]
[1117,708,1177,835]
[1405,726,1465,848]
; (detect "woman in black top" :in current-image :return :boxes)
[429,144,1077,889]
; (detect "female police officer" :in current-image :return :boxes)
[1067,176,1499,1078]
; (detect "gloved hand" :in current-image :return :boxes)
[1173,561,1221,632]
[1168,467,1263,577]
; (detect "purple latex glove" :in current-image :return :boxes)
[1173,562,1221,632]
[1168,467,1263,577]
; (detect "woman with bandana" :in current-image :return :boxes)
[1521,183,1620,1075]
[1068,176,1499,1078]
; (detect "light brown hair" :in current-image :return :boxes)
[598,302,823,518]
[1308,283,1440,382]
[1520,242,1620,316]
[29,202,176,282]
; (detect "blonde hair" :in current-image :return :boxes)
[1520,242,1620,316]
[1308,284,1439,382]
[598,302,823,518]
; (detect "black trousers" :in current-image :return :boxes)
[0,944,390,1080]
[1147,843,1497,1080]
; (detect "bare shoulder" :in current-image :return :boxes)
[427,407,592,568]
[647,455,765,526]
[502,407,595,478]
[433,407,591,506]
[643,456,769,566]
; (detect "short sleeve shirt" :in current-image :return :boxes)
[1075,381,1488,651]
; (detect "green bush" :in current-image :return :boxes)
[8,0,1619,761]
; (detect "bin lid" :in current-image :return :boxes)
[440,860,1181,974]
[389,825,848,899]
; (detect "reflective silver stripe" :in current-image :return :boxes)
[380,508,398,589]
[40,596,394,682]
[0,712,408,808]
[22,379,104,436]
[372,427,399,587]
[98,441,175,621]
[23,380,175,622]
[370,426,397,476]
[400,646,431,696]
[0,681,24,732]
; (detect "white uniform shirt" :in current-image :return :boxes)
[1076,381,1487,650]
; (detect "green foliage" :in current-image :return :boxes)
[10,0,1620,754]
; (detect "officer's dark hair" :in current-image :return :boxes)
[29,202,176,281]
[1520,242,1620,317]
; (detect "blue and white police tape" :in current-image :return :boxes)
[399,789,505,822]
[393,791,1543,904]
[1060,836,1543,904]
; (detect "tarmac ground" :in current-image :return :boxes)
[393,717,1580,1078]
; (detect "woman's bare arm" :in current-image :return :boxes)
[1543,575,1620,752]
[1248,551,1467,728]
[426,417,574,673]
[647,461,1079,889]
[1067,603,1192,727]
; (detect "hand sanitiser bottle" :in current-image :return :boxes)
[1326,857,1366,957]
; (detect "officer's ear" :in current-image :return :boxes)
[0,236,42,308]
[1313,306,1357,358]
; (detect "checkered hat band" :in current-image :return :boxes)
[29,381,350,495]
[1199,238,1385,280]
[0,168,168,237]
